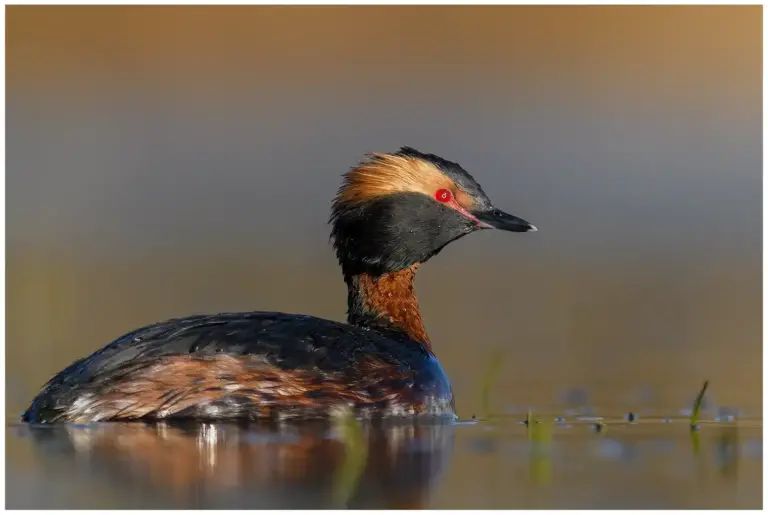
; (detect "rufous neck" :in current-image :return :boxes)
[345,265,431,349]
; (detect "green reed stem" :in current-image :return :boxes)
[690,380,710,430]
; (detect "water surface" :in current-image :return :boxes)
[7,415,762,509]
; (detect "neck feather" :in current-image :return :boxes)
[345,265,431,349]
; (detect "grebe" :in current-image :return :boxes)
[22,147,536,423]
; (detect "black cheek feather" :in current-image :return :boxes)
[331,193,475,277]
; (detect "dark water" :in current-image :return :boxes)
[7,416,761,509]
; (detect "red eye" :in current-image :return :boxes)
[435,189,452,203]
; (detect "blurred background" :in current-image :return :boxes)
[5,5,762,508]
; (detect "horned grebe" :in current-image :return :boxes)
[22,147,536,423]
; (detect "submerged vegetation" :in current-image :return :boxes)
[332,412,369,507]
[525,407,552,484]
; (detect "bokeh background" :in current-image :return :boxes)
[5,6,762,507]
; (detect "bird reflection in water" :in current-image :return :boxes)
[20,418,455,509]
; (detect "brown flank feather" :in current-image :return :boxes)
[62,354,417,422]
